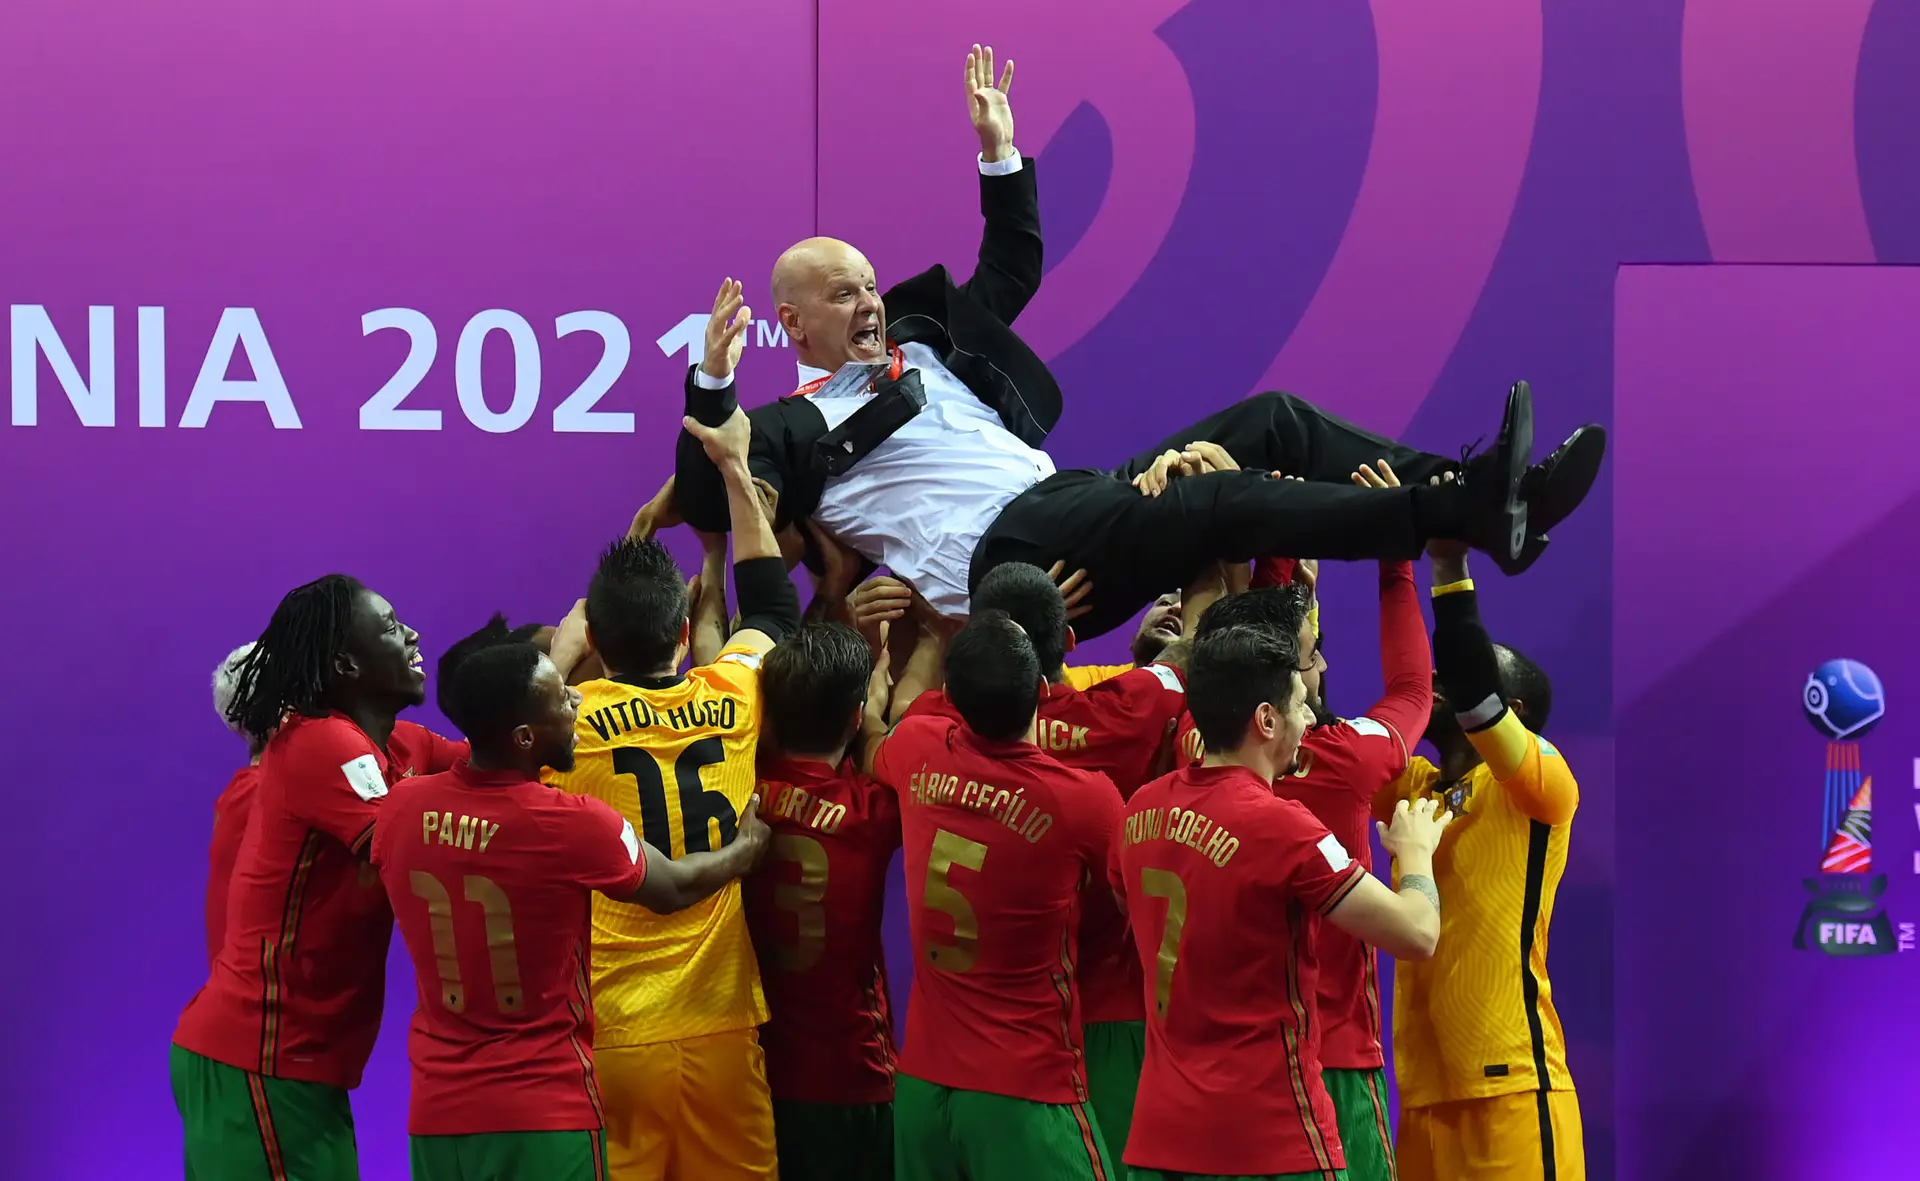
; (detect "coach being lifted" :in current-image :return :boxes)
[674,43,1606,640]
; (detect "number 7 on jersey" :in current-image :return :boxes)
[1139,867,1188,1018]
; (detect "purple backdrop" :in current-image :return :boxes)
[5,0,1917,1177]
[1615,265,1920,1179]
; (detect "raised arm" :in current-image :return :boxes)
[677,279,788,534]
[956,44,1043,324]
[1430,551,1577,826]
[682,405,801,656]
[687,531,732,668]
[887,605,951,724]
[1363,559,1432,764]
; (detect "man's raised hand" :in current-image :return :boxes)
[966,44,1016,163]
[702,278,752,382]
[1045,560,1095,622]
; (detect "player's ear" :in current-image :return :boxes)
[512,723,535,753]
[678,619,691,647]
[1064,626,1077,654]
[1510,698,1529,724]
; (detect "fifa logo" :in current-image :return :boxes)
[1792,659,1900,956]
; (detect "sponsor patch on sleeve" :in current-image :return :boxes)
[1317,833,1352,871]
[718,649,764,670]
[1347,716,1389,739]
[620,819,641,864]
[1145,664,1184,693]
[339,754,387,802]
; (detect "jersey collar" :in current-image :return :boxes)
[612,672,685,691]
[453,760,541,788]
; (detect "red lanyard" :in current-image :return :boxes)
[792,345,905,397]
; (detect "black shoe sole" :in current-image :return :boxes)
[1526,425,1607,535]
[1496,381,1534,561]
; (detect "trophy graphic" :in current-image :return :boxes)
[1794,660,1894,956]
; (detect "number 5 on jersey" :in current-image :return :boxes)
[1140,867,1188,1018]
[924,829,988,972]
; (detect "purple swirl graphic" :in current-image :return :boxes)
[816,3,1197,363]
[1682,0,1876,262]
[1253,0,1544,433]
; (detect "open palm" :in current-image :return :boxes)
[965,44,1015,160]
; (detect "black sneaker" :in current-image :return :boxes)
[1522,424,1606,535]
[1458,381,1534,571]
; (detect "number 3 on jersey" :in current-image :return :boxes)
[1139,867,1188,1018]
[612,739,734,857]
[768,833,829,971]
[923,829,988,972]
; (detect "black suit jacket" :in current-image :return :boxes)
[675,161,1059,536]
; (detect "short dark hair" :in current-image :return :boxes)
[1186,625,1302,753]
[944,610,1042,743]
[1194,585,1310,642]
[1495,643,1553,733]
[762,623,872,756]
[437,613,517,719]
[587,538,688,675]
[972,562,1070,673]
[441,642,544,751]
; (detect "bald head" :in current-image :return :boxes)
[772,237,888,372]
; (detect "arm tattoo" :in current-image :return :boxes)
[1401,873,1440,913]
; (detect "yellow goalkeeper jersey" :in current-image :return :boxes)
[1381,726,1578,1107]
[1063,663,1133,691]
[546,641,770,1046]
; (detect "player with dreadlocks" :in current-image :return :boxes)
[172,574,467,1181]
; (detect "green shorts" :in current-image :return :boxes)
[773,1099,893,1180]
[409,1129,607,1181]
[170,1043,360,1181]
[1084,1020,1146,1176]
[1130,1170,1349,1181]
[894,1073,1113,1181]
[1323,1067,1396,1181]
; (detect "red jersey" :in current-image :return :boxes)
[205,765,261,965]
[372,762,648,1135]
[904,664,1185,1027]
[1113,764,1368,1175]
[1171,560,1430,1069]
[174,713,466,1088]
[873,714,1122,1105]
[743,754,902,1104]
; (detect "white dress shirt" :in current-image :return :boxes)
[693,152,1046,616]
[799,340,1053,616]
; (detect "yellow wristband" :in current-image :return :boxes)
[1431,578,1475,598]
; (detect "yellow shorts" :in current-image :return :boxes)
[1397,1089,1584,1181]
[596,1028,776,1181]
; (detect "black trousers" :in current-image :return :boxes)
[971,391,1458,640]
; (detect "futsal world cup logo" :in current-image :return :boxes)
[1792,659,1898,956]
